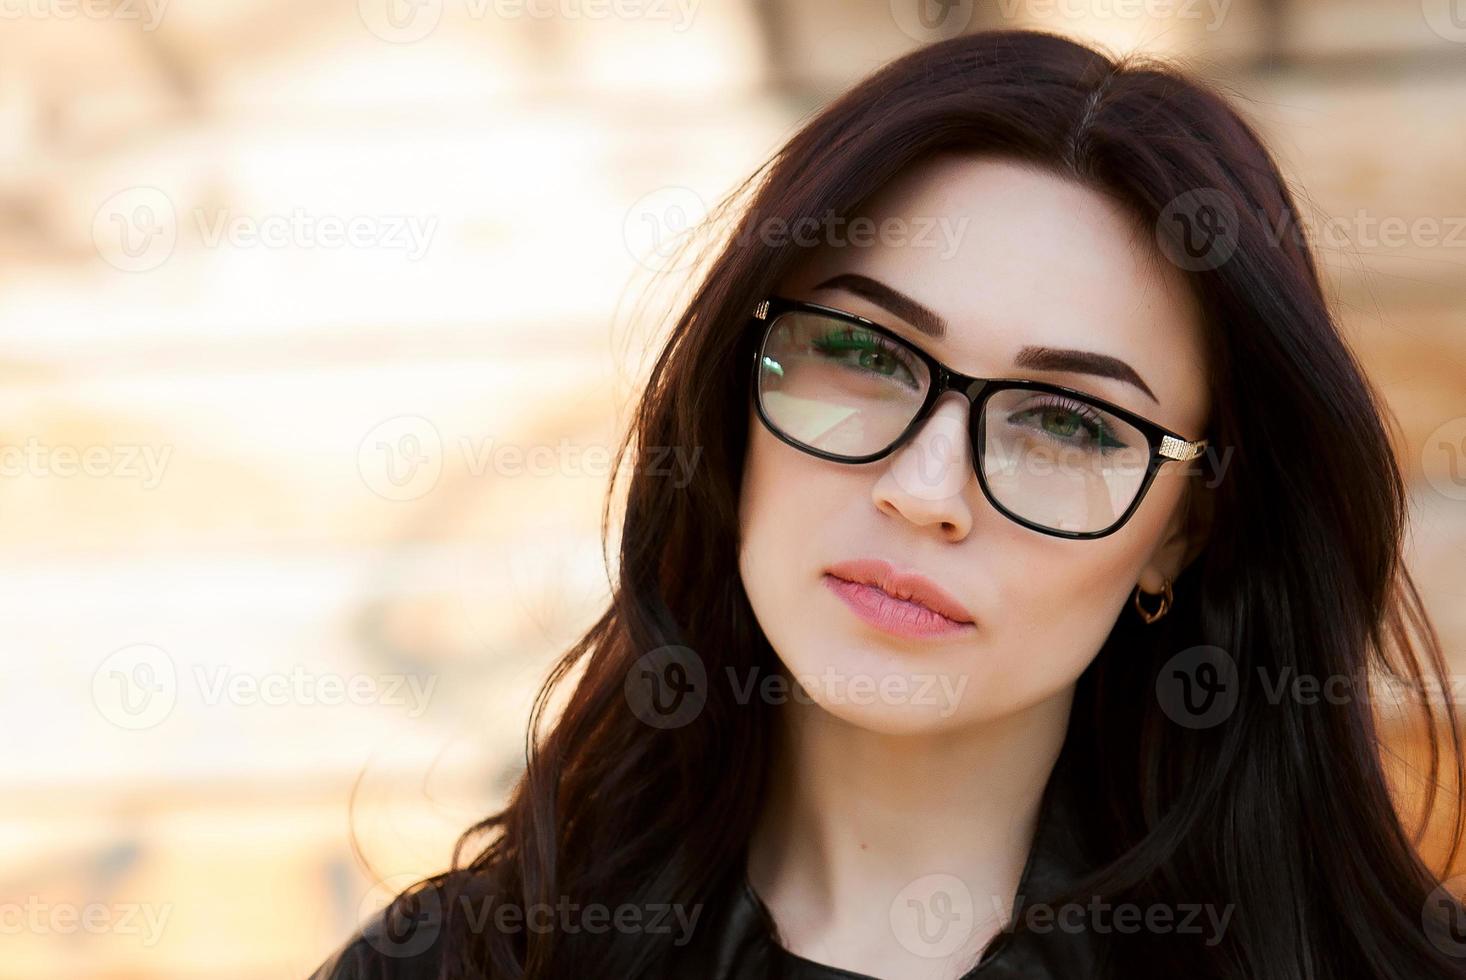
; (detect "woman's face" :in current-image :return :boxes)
[737,154,1211,735]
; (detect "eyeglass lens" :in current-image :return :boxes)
[756,310,1154,534]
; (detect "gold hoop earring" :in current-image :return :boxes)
[1132,577,1173,624]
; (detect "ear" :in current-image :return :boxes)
[1137,478,1213,592]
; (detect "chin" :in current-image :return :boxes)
[770,641,984,736]
[800,695,980,736]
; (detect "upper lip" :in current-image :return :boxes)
[824,558,976,624]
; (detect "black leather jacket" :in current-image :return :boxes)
[307,756,1100,979]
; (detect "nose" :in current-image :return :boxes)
[870,391,976,540]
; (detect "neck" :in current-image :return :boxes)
[745,685,1074,964]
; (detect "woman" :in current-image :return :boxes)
[310,28,1466,979]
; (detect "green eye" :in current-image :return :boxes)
[811,328,920,388]
[1039,407,1082,438]
[1009,399,1127,451]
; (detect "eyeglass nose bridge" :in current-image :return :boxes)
[929,366,994,408]
[902,369,994,475]
[892,369,995,453]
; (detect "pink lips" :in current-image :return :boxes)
[822,558,976,640]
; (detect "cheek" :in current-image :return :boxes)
[738,415,826,595]
[738,415,787,562]
[996,486,1178,665]
[738,412,878,680]
[998,541,1140,655]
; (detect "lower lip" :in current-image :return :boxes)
[822,574,976,640]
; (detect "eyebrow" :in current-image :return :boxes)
[811,272,1159,403]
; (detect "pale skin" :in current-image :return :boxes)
[737,154,1213,979]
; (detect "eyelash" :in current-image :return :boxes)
[810,328,921,383]
[1008,396,1126,449]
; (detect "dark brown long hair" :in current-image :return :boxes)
[375,28,1466,979]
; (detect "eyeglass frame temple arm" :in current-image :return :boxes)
[1158,435,1207,461]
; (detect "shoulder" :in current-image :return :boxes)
[305,870,492,980]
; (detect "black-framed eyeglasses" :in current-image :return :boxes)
[748,297,1209,540]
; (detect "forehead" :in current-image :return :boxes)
[778,154,1210,435]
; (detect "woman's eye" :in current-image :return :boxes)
[1010,403,1124,450]
[1037,407,1083,438]
[811,331,919,387]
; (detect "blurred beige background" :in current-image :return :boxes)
[1,1,1464,976]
